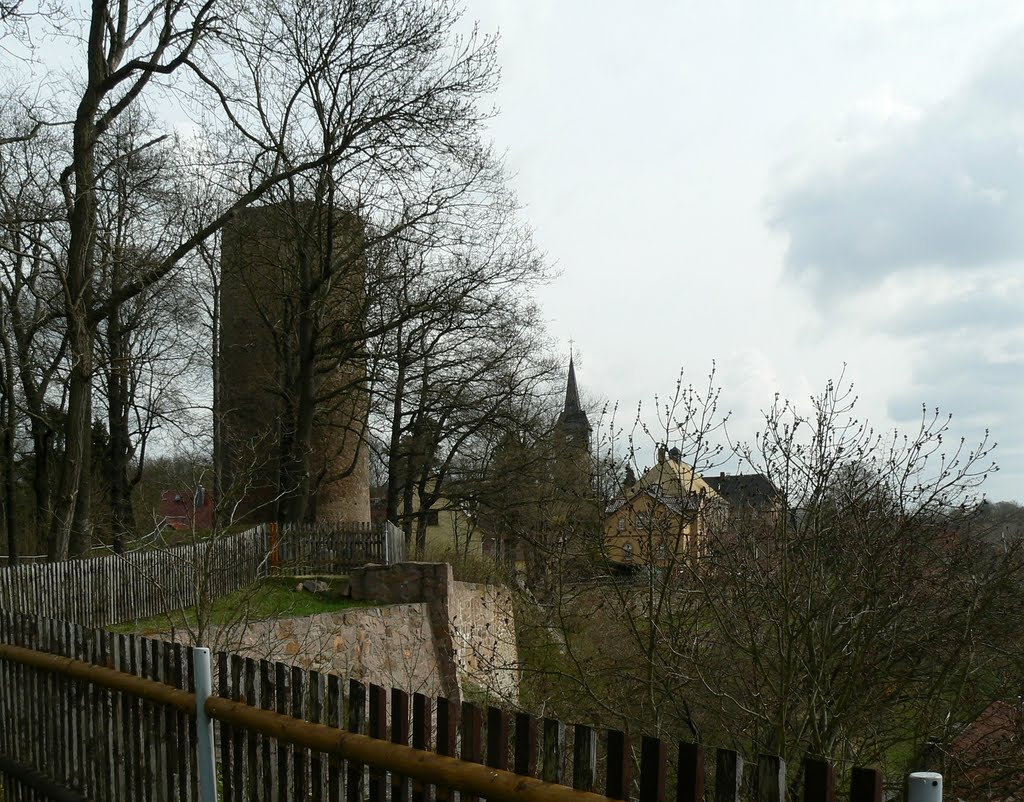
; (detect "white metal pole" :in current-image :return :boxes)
[193,646,219,802]
[907,771,942,802]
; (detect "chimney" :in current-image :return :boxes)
[720,472,726,478]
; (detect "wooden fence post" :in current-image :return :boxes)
[803,757,835,802]
[542,718,566,785]
[755,754,785,802]
[678,742,705,802]
[715,749,744,802]
[605,730,632,801]
[850,767,883,802]
[639,736,668,802]
[572,725,597,792]
[391,688,411,802]
[514,713,538,779]
[346,680,367,802]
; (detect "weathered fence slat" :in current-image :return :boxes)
[309,670,325,801]
[639,736,668,802]
[219,651,233,802]
[244,656,260,801]
[487,706,510,771]
[435,697,458,802]
[392,688,412,802]
[326,673,343,801]
[291,665,308,801]
[605,730,631,801]
[572,724,597,792]
[755,754,785,802]
[677,741,705,802]
[850,767,883,802]
[276,661,290,802]
[715,748,744,802]
[462,701,484,802]
[412,692,433,802]
[541,717,566,785]
[802,757,835,802]
[514,712,539,780]
[369,684,388,802]
[347,680,367,802]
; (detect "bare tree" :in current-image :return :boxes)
[510,370,1024,794]
[0,98,68,556]
[0,0,509,555]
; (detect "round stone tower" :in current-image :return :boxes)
[219,202,371,524]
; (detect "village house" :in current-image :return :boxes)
[602,447,781,571]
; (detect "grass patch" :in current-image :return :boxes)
[109,576,376,635]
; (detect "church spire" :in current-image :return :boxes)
[557,354,591,448]
[564,355,582,417]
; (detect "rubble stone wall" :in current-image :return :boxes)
[211,603,446,697]
[198,563,518,702]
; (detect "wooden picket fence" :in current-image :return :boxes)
[0,527,268,628]
[0,521,406,629]
[274,521,406,573]
[0,609,895,802]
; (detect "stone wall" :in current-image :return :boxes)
[449,581,518,701]
[191,563,518,703]
[348,562,518,704]
[208,603,447,698]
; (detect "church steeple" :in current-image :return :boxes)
[557,355,592,449]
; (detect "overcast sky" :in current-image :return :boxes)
[462,0,1024,502]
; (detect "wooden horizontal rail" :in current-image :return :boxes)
[0,642,195,713]
[0,641,619,802]
[208,695,615,802]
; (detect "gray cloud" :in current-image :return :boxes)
[877,277,1024,335]
[769,36,1024,297]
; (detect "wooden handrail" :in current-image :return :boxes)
[0,641,616,802]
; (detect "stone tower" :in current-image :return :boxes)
[219,202,371,524]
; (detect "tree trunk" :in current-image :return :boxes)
[385,326,406,525]
[0,301,17,564]
[51,0,104,559]
[106,301,134,552]
[277,246,319,524]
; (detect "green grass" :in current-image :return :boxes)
[109,576,376,635]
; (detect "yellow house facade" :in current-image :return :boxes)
[602,448,728,569]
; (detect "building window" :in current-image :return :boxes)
[623,543,633,561]
[425,510,439,527]
[617,518,626,532]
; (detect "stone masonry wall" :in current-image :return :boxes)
[185,564,518,703]
[346,562,518,703]
[449,581,518,701]
[209,603,447,698]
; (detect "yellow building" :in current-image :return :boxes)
[602,447,724,569]
[603,447,782,570]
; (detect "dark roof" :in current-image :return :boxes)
[605,487,701,516]
[704,474,779,507]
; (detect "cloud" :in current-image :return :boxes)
[768,35,1024,299]
[884,332,1023,498]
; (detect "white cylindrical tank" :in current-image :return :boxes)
[907,771,942,802]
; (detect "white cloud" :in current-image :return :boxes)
[770,32,1024,297]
